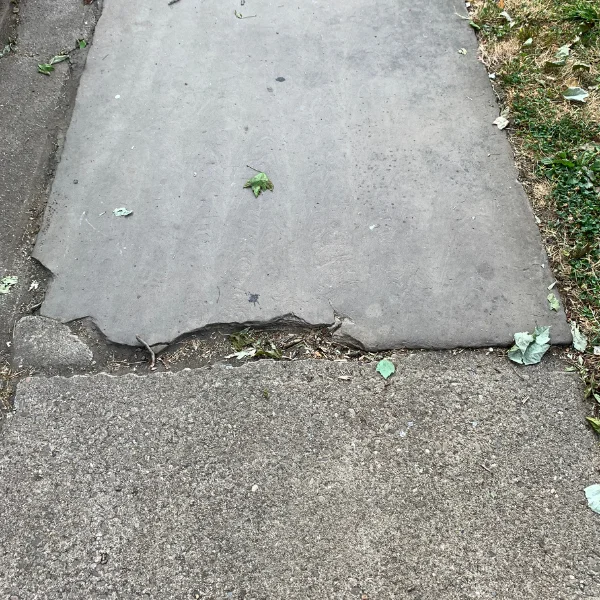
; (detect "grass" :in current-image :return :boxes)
[469,0,600,421]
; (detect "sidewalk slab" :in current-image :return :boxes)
[33,0,570,349]
[1,355,598,598]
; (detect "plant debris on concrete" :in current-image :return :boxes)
[468,0,600,431]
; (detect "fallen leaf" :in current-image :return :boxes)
[113,207,133,217]
[563,87,589,103]
[522,37,533,47]
[586,417,600,435]
[493,116,509,130]
[571,322,588,352]
[225,348,257,360]
[554,45,570,65]
[50,54,69,65]
[585,484,600,514]
[38,63,54,75]
[458,48,467,55]
[244,172,274,198]
[376,359,395,380]
[507,326,551,365]
[594,346,600,356]
[573,62,591,71]
[547,293,560,311]
[0,276,18,294]
[469,21,480,31]
[78,39,87,49]
[499,10,513,23]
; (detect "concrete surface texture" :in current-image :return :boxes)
[1,355,599,599]
[33,0,570,349]
[0,0,98,361]
[12,316,93,374]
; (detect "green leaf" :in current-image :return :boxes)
[563,86,589,103]
[38,63,54,75]
[376,359,395,380]
[514,331,534,353]
[508,327,551,365]
[547,293,560,311]
[533,326,551,345]
[0,275,18,294]
[522,37,533,47]
[49,54,69,65]
[78,39,87,49]
[571,322,588,352]
[586,417,600,435]
[469,21,481,30]
[585,484,600,514]
[113,207,133,217]
[244,172,274,198]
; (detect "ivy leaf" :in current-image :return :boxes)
[376,359,395,380]
[507,327,551,365]
[547,293,560,311]
[244,172,274,198]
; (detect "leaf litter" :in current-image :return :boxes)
[507,326,551,365]
[38,54,69,75]
[0,276,18,294]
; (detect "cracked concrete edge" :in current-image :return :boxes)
[0,0,15,45]
[12,316,94,375]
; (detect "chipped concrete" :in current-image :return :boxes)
[13,316,93,374]
[33,0,570,349]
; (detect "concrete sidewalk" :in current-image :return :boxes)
[33,0,570,349]
[1,355,598,599]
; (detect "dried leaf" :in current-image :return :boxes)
[493,116,509,130]
[563,87,589,103]
[113,207,133,217]
[547,293,560,311]
[571,322,588,352]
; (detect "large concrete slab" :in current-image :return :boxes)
[33,0,570,348]
[1,356,599,598]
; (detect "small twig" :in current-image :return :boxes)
[511,365,526,381]
[168,0,181,5]
[246,164,262,173]
[480,463,493,474]
[136,335,156,369]
[26,301,43,313]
